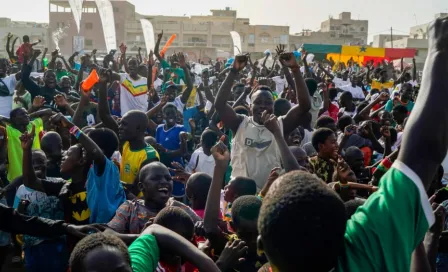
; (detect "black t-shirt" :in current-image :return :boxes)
[41,179,90,225]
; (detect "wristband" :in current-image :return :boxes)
[339,182,349,189]
[69,126,82,139]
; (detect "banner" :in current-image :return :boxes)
[94,0,117,53]
[68,0,84,33]
[73,36,85,52]
[229,31,242,56]
[140,19,155,55]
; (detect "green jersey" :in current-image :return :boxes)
[336,161,434,271]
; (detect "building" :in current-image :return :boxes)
[320,12,368,45]
[371,34,408,48]
[288,12,368,49]
[383,13,448,70]
[48,0,290,61]
[0,17,48,58]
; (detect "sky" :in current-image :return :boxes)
[0,0,447,42]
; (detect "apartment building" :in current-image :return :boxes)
[0,17,48,58]
[320,12,368,45]
[48,0,289,61]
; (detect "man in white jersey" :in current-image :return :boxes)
[214,50,310,190]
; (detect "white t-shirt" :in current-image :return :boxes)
[271,76,287,94]
[119,73,148,115]
[0,74,17,117]
[231,115,283,190]
[186,147,215,177]
[333,77,351,88]
[153,78,163,92]
[341,85,365,100]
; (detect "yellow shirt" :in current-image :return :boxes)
[371,79,394,90]
[6,118,44,182]
[120,141,160,184]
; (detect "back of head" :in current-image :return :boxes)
[232,176,257,197]
[69,233,130,272]
[337,115,353,132]
[23,35,30,43]
[328,88,339,101]
[315,116,335,130]
[305,78,318,96]
[154,206,194,240]
[312,128,335,152]
[186,172,212,208]
[274,98,291,117]
[231,195,262,229]
[258,171,346,272]
[88,128,119,158]
[40,131,62,154]
[201,130,217,149]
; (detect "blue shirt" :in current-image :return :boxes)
[87,157,126,224]
[155,124,186,197]
[182,107,199,133]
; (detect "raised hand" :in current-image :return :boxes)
[119,43,127,54]
[19,124,35,150]
[233,54,249,72]
[211,140,230,166]
[92,49,97,55]
[148,50,155,66]
[51,49,59,58]
[32,96,45,108]
[179,131,189,143]
[99,69,112,84]
[157,30,164,41]
[275,44,286,56]
[54,94,69,108]
[43,48,48,54]
[262,111,281,134]
[50,113,73,128]
[279,52,299,69]
[216,240,248,271]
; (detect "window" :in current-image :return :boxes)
[360,27,365,32]
[260,34,270,44]
[50,4,57,12]
[85,39,93,46]
[82,7,97,13]
[113,7,119,12]
[273,37,280,44]
[248,34,255,44]
[85,23,93,30]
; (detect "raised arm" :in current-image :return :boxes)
[263,113,300,172]
[57,114,107,175]
[178,53,193,104]
[412,58,417,81]
[21,50,42,98]
[40,48,48,72]
[68,52,79,68]
[398,18,448,188]
[97,70,119,135]
[154,31,164,62]
[280,52,311,135]
[214,55,247,134]
[5,33,12,58]
[139,224,220,272]
[354,92,390,123]
[204,141,229,234]
[60,56,78,74]
[318,63,335,80]
[21,125,44,192]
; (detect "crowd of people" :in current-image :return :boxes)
[0,15,447,272]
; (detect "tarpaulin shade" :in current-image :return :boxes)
[302,44,342,54]
[384,48,416,59]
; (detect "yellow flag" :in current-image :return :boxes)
[341,46,385,57]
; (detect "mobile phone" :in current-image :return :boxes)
[434,187,448,204]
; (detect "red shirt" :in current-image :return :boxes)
[16,43,33,64]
